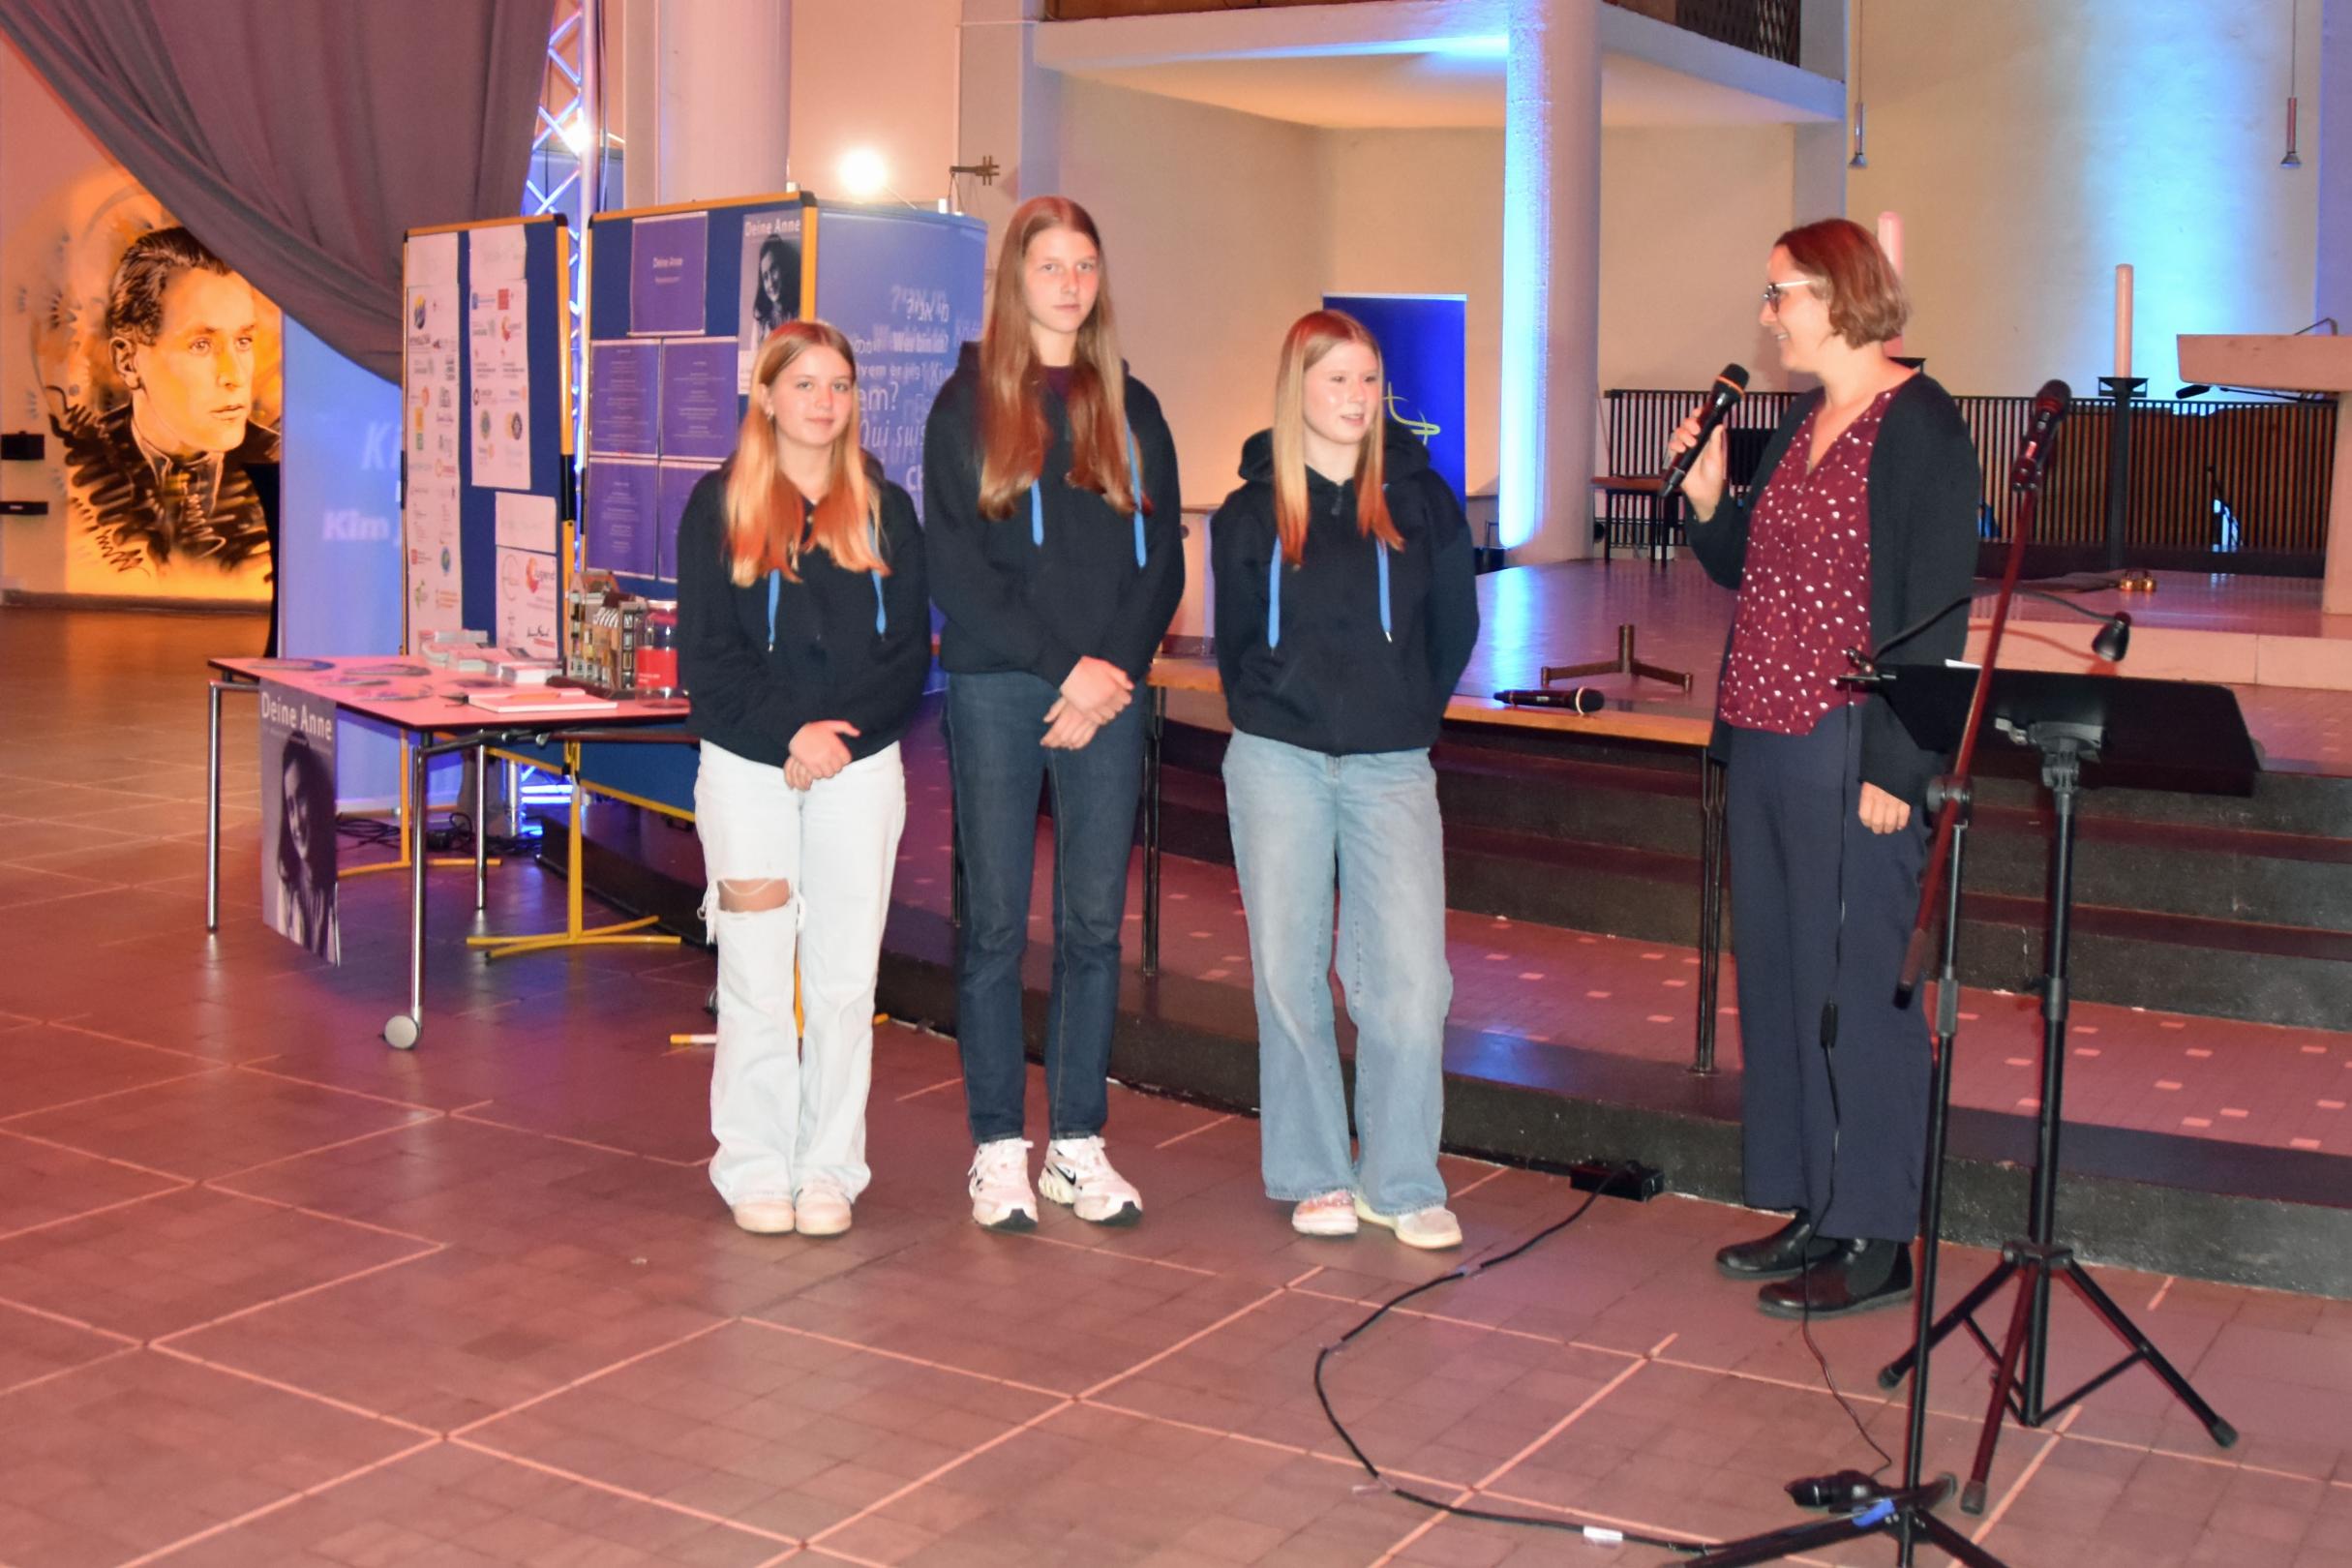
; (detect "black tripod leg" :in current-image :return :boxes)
[1882,1258,2018,1388]
[1964,1273,2038,1515]
[2056,1261,2238,1446]
[1684,1516,1895,1568]
[1911,1509,2011,1568]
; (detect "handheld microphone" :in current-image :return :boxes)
[2007,379,2071,492]
[1493,687,1603,716]
[1658,364,1751,501]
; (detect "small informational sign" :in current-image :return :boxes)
[630,212,709,335]
[258,680,340,963]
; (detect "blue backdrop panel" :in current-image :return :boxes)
[281,319,404,805]
[452,219,570,633]
[1323,293,1467,502]
[570,199,981,820]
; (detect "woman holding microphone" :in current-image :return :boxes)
[923,196,1185,1232]
[1670,218,1978,1316]
[678,320,931,1238]
[1211,310,1479,1249]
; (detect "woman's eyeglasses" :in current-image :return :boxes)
[1762,279,1819,312]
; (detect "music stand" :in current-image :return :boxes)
[1872,664,2249,1513]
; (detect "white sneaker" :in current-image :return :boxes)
[1291,1190,1360,1238]
[731,1198,796,1235]
[795,1179,853,1237]
[969,1138,1039,1231]
[1040,1136,1143,1226]
[1353,1194,1462,1251]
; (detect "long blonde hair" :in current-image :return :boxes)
[724,320,886,586]
[976,196,1143,521]
[1271,310,1401,567]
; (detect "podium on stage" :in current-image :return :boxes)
[2177,333,2352,613]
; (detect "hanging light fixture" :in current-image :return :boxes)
[2282,0,2303,167]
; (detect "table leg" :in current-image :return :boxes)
[1142,686,1165,978]
[386,739,430,1049]
[473,742,489,913]
[205,681,224,932]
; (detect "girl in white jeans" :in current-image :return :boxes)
[677,320,930,1236]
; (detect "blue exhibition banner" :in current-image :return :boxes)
[280,317,403,806]
[630,212,709,335]
[813,206,989,518]
[1322,292,1467,501]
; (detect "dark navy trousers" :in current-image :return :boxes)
[1726,709,1932,1243]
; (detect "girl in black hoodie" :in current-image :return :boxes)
[1210,309,1479,1250]
[922,196,1184,1232]
[678,320,930,1240]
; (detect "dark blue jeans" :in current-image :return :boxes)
[1726,709,1932,1243]
[946,670,1144,1144]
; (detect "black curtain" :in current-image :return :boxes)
[0,0,552,382]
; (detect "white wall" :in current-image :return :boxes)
[791,0,962,206]
[1318,129,1504,494]
[1054,75,1327,508]
[1851,0,2322,394]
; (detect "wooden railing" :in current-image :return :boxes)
[1603,387,2336,573]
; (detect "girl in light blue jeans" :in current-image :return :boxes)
[1208,311,1480,1249]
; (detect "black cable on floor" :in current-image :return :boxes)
[1312,1170,1718,1555]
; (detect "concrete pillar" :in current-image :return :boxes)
[959,0,1062,237]
[618,0,792,207]
[1500,0,1602,561]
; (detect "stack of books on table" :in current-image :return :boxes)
[463,685,619,717]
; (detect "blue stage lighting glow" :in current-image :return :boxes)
[1422,33,1508,59]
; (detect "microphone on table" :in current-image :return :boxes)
[1493,687,1604,716]
[1658,363,1751,501]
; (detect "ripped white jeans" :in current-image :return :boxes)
[693,739,907,1207]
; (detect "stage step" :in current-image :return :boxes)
[869,902,2352,1301]
[1160,720,2352,1031]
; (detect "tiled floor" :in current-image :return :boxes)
[2,607,2350,1567]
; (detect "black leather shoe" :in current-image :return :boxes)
[1715,1211,1834,1280]
[1758,1237,1915,1318]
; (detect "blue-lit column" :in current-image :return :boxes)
[2320,0,2352,324]
[1499,0,1602,562]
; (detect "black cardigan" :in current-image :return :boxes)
[1684,375,1980,808]
[676,461,932,768]
[921,345,1186,684]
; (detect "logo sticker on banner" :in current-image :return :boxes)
[257,680,341,964]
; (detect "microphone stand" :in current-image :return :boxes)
[1682,418,2068,1568]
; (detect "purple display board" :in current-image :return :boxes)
[588,341,659,456]
[656,461,716,580]
[585,460,659,578]
[630,213,709,335]
[659,339,739,462]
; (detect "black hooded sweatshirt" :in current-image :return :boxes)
[676,458,932,767]
[921,343,1186,684]
[1210,426,1480,756]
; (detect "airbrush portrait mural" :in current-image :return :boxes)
[11,169,282,598]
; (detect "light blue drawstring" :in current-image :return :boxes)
[766,514,888,650]
[1030,421,1147,569]
[1266,484,1393,648]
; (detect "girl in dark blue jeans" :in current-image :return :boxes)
[921,196,1184,1230]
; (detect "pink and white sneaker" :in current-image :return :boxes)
[969,1137,1038,1231]
[1039,1136,1143,1226]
